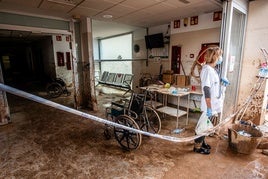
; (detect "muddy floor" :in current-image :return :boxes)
[0,87,268,179]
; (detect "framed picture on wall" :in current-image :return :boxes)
[56,35,62,41]
[213,11,222,21]
[190,16,198,25]
[173,20,180,29]
[66,52,72,70]
[57,52,65,66]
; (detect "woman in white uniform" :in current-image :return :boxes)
[194,47,224,155]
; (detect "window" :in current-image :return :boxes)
[99,33,132,60]
[97,33,133,75]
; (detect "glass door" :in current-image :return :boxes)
[220,0,248,119]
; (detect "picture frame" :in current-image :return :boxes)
[57,52,65,66]
[66,52,72,70]
[56,35,62,41]
[190,16,198,25]
[213,11,222,21]
[173,20,180,29]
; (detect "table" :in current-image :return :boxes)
[140,85,190,129]
[188,88,202,110]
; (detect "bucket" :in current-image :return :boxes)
[228,123,263,154]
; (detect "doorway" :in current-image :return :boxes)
[0,31,51,90]
[171,46,181,74]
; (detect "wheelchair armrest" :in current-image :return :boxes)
[111,100,128,108]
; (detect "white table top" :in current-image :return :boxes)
[140,85,189,96]
[141,84,202,96]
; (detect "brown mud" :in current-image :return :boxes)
[0,90,268,179]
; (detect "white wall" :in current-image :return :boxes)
[52,35,73,86]
[170,28,221,84]
[171,12,221,34]
[170,12,222,76]
[132,28,147,59]
[143,12,221,86]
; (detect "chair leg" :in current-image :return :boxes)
[122,89,129,96]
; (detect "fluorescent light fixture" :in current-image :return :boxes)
[103,14,113,19]
[178,0,190,4]
[47,0,78,6]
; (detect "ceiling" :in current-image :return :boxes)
[0,0,223,40]
[0,0,223,27]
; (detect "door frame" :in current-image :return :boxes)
[220,0,248,118]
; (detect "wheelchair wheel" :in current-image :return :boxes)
[104,112,113,140]
[104,126,112,140]
[139,105,161,134]
[46,82,63,98]
[114,115,142,150]
[63,88,71,97]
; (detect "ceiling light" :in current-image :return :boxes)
[47,0,78,6]
[103,14,113,19]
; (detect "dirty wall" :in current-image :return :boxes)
[52,34,73,86]
[239,0,268,124]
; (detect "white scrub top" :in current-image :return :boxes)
[200,65,223,113]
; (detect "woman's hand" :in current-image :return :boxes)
[221,78,230,86]
[206,108,212,118]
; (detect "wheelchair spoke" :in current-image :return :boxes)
[113,115,142,150]
[128,134,138,145]
[46,82,63,98]
[142,106,161,134]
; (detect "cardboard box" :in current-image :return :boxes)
[162,74,174,84]
[175,75,190,87]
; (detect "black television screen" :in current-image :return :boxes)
[145,33,164,49]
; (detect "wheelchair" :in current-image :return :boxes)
[104,91,161,150]
[46,78,71,98]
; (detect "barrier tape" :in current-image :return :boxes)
[0,83,238,143]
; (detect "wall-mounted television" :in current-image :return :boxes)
[145,33,164,49]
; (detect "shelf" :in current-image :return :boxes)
[148,44,169,59]
[156,106,187,118]
[140,85,190,127]
[145,100,163,108]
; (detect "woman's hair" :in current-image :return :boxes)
[204,46,223,64]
